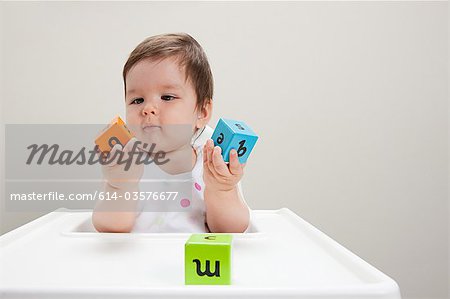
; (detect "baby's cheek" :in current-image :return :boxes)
[131,129,146,144]
[125,121,140,135]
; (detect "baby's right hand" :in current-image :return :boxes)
[100,137,144,189]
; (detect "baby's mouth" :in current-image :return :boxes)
[142,125,161,133]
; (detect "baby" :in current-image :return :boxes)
[92,33,250,233]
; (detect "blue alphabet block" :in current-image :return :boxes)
[211,118,258,163]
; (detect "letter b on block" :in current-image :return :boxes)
[211,118,258,163]
[185,234,232,285]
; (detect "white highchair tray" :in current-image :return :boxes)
[0,208,401,298]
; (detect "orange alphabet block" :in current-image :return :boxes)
[95,116,134,154]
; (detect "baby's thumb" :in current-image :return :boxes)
[104,143,123,167]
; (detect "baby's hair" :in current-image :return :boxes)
[123,32,214,111]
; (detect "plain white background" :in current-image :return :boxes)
[0,2,448,299]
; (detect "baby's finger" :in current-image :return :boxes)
[204,139,213,163]
[207,157,220,179]
[123,137,143,164]
[207,139,214,164]
[212,146,229,176]
[203,156,213,177]
[122,137,139,153]
[96,148,108,164]
[203,142,214,174]
[206,148,220,179]
[229,149,243,176]
[105,143,123,166]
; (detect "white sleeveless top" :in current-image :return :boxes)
[131,126,216,233]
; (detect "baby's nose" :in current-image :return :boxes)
[142,102,158,116]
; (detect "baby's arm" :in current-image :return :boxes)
[92,182,139,233]
[92,138,143,233]
[202,139,250,233]
[204,185,250,233]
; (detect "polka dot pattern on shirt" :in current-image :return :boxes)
[180,198,191,208]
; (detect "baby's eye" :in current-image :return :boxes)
[131,98,144,104]
[161,95,176,101]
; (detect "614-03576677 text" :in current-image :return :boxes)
[9,191,179,201]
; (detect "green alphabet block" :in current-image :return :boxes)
[185,234,233,285]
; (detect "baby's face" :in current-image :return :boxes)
[125,56,199,152]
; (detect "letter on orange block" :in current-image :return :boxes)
[95,116,134,153]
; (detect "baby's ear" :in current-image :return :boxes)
[196,99,213,127]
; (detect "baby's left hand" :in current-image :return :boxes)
[203,139,245,192]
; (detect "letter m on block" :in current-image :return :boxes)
[193,259,220,277]
[185,234,232,285]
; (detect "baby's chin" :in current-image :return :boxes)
[136,135,191,155]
